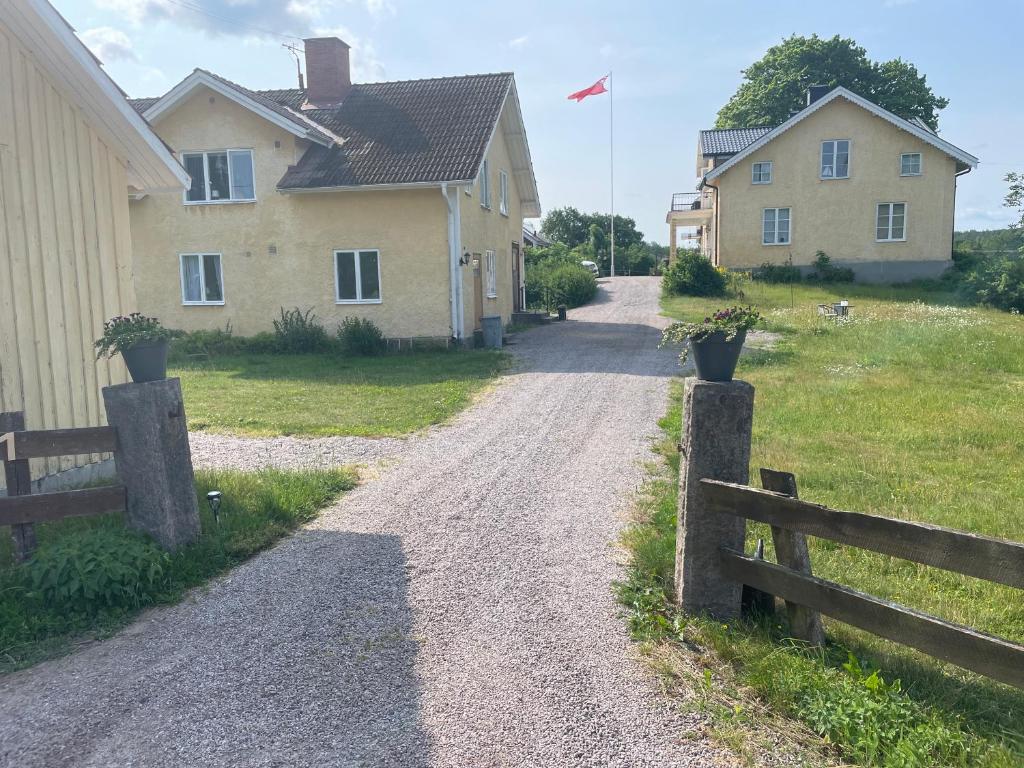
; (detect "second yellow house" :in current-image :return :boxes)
[129,38,541,343]
[668,86,978,282]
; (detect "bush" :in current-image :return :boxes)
[25,528,169,614]
[806,251,855,283]
[168,325,244,361]
[337,317,386,356]
[526,262,597,311]
[661,250,726,296]
[754,260,802,284]
[272,307,331,353]
[960,255,1024,313]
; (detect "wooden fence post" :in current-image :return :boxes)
[0,411,38,562]
[675,377,755,619]
[759,469,826,646]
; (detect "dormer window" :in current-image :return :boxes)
[820,140,850,179]
[183,149,255,204]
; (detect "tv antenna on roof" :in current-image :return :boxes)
[283,43,305,90]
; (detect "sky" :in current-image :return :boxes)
[60,0,1023,245]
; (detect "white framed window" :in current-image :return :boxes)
[485,250,497,297]
[499,170,509,215]
[762,208,791,245]
[751,161,773,184]
[820,139,850,179]
[180,253,224,305]
[480,159,491,209]
[335,249,382,304]
[182,149,255,204]
[876,203,907,242]
[900,153,922,176]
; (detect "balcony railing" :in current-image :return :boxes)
[671,192,702,211]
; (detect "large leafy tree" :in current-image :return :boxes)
[716,35,949,130]
[540,206,644,251]
[1006,172,1024,231]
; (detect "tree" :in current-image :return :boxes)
[540,207,644,253]
[1006,172,1024,231]
[715,35,948,130]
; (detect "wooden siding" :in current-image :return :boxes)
[0,23,133,485]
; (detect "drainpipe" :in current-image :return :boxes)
[698,175,720,264]
[952,166,971,260]
[442,183,465,342]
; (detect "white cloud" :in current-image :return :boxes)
[80,26,137,62]
[364,0,396,18]
[508,35,529,50]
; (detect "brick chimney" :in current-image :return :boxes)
[304,37,351,105]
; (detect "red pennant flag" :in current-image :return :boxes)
[567,76,608,102]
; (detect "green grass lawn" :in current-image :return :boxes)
[0,469,355,673]
[170,350,507,437]
[621,281,1024,766]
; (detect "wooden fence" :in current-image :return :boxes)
[0,410,124,562]
[701,469,1024,690]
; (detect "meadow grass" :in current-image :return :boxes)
[170,349,508,437]
[619,281,1024,766]
[0,468,355,673]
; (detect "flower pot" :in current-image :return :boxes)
[121,339,169,383]
[690,330,746,382]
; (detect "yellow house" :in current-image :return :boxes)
[128,38,541,344]
[667,87,978,282]
[0,0,187,484]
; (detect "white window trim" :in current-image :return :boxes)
[900,152,923,177]
[179,253,225,306]
[334,248,383,304]
[762,208,792,246]
[751,161,773,185]
[876,203,908,243]
[485,249,497,298]
[820,139,851,180]
[499,169,509,215]
[480,159,491,210]
[182,148,257,205]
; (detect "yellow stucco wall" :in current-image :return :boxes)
[0,24,133,482]
[459,107,524,334]
[130,85,452,338]
[712,98,958,275]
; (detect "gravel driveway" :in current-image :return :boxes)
[0,277,733,767]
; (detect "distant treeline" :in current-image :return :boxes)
[954,228,1024,254]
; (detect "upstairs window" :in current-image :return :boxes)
[335,249,382,303]
[485,250,497,297]
[480,159,492,209]
[182,149,255,203]
[751,161,772,184]
[180,253,224,305]
[763,208,791,245]
[499,170,509,215]
[876,203,906,242]
[820,140,850,179]
[900,153,922,176]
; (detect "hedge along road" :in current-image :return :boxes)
[0,277,735,767]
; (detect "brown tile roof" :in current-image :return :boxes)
[130,72,514,190]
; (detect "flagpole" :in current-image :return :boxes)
[609,70,615,278]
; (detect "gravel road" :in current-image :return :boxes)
[0,277,734,767]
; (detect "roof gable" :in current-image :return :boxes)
[140,70,335,147]
[2,0,187,192]
[704,87,978,183]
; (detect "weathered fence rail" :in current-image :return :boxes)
[701,473,1024,690]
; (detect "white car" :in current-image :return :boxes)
[580,260,600,277]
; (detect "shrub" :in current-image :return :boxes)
[661,250,726,296]
[337,317,386,356]
[25,528,169,614]
[960,255,1024,313]
[272,307,331,353]
[754,260,802,284]
[526,262,597,311]
[806,251,855,283]
[168,324,244,361]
